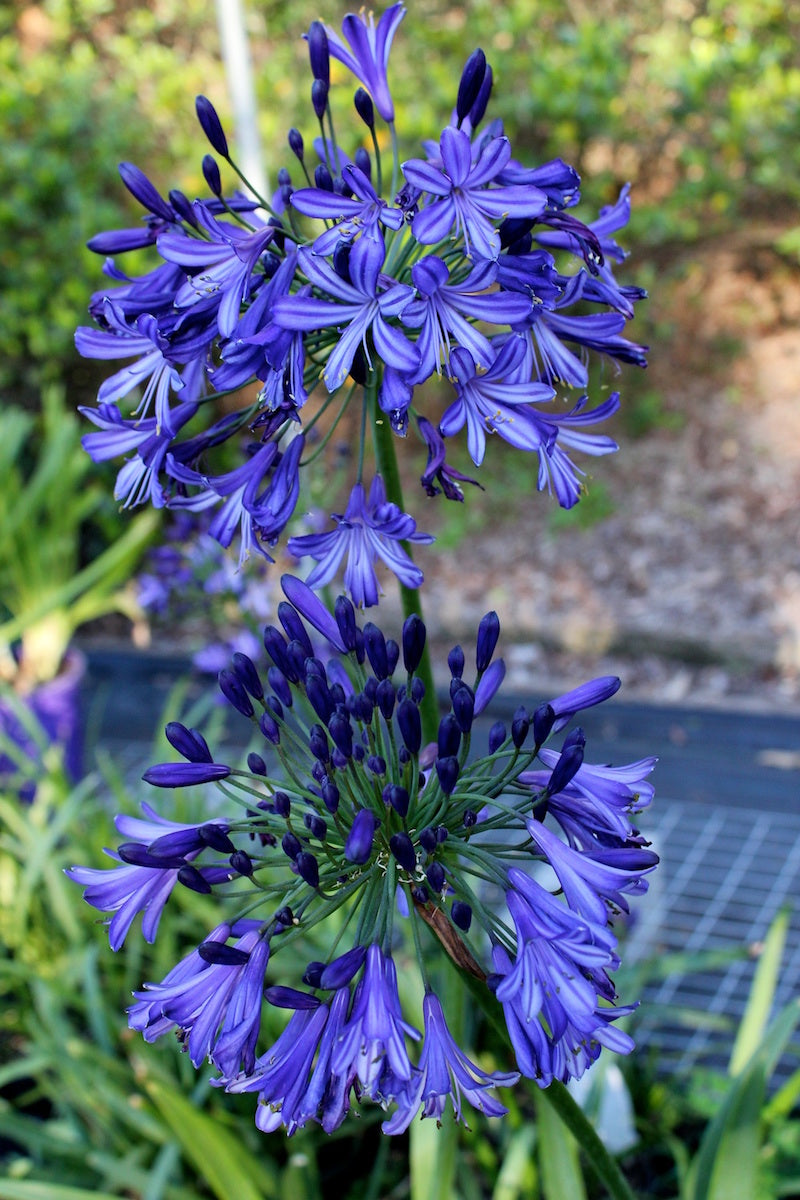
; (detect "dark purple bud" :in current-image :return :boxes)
[202,154,222,197]
[309,723,330,763]
[345,809,379,864]
[367,754,386,776]
[198,941,250,965]
[322,782,340,813]
[410,678,426,705]
[390,832,417,873]
[546,730,586,796]
[142,762,231,787]
[168,189,197,225]
[330,683,346,707]
[549,676,621,731]
[364,676,378,702]
[263,625,292,678]
[354,146,372,180]
[274,791,291,818]
[463,809,477,828]
[419,827,437,853]
[232,652,264,700]
[304,812,327,840]
[118,162,173,220]
[469,62,493,127]
[117,841,186,869]
[412,884,429,903]
[512,705,530,748]
[456,48,487,123]
[165,721,212,763]
[296,851,320,888]
[329,713,353,758]
[278,601,314,658]
[397,698,421,755]
[354,87,374,128]
[265,985,320,1009]
[448,645,465,679]
[376,678,396,720]
[275,905,294,927]
[319,944,367,989]
[386,639,400,675]
[488,721,507,753]
[384,784,409,818]
[363,622,389,679]
[307,20,330,83]
[353,627,366,664]
[303,961,324,987]
[288,127,304,161]
[335,594,359,651]
[435,756,459,796]
[398,746,411,765]
[230,849,254,875]
[267,667,292,709]
[306,674,334,724]
[284,639,308,683]
[436,826,449,843]
[499,216,535,249]
[311,78,329,119]
[533,702,555,746]
[476,611,500,672]
[247,752,267,776]
[311,761,327,784]
[282,831,302,860]
[195,95,229,157]
[199,823,235,853]
[353,743,365,763]
[177,864,213,894]
[402,614,426,673]
[219,668,254,718]
[426,862,445,892]
[452,683,475,733]
[451,899,473,931]
[438,713,461,758]
[314,162,334,191]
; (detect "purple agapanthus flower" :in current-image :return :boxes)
[288,475,433,606]
[70,578,657,1133]
[290,163,404,253]
[439,340,556,465]
[402,126,547,259]
[80,399,198,508]
[321,3,406,123]
[383,991,518,1132]
[272,240,418,391]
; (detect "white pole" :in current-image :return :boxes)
[215,0,268,199]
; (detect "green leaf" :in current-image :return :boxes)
[535,1089,587,1200]
[729,906,790,1076]
[142,1074,280,1200]
[492,1125,538,1200]
[0,1183,122,1200]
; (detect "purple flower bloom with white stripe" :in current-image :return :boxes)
[321,4,406,123]
[403,126,547,260]
[290,163,404,253]
[288,475,433,607]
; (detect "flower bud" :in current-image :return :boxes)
[195,95,229,157]
[488,721,507,753]
[476,610,500,672]
[390,832,417,873]
[397,697,421,755]
[288,127,304,161]
[438,713,461,758]
[232,652,264,700]
[451,900,473,931]
[219,668,254,718]
[354,87,374,128]
[202,153,222,197]
[165,721,212,763]
[532,702,555,746]
[456,48,487,123]
[512,705,530,748]
[435,756,459,796]
[448,644,465,679]
[402,614,426,673]
[311,78,329,120]
[307,20,330,84]
[296,850,320,888]
[345,809,379,864]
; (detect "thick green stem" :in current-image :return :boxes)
[369,386,439,745]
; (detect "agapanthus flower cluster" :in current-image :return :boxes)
[68,575,657,1134]
[75,3,646,606]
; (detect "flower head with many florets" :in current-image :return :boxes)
[68,575,657,1135]
[75,4,647,605]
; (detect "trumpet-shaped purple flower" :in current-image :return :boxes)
[321,4,406,123]
[439,340,556,466]
[130,924,270,1077]
[417,416,482,501]
[272,241,418,391]
[403,127,547,260]
[290,163,404,253]
[383,992,518,1132]
[158,203,275,337]
[402,256,532,380]
[288,475,433,607]
[331,944,419,1098]
[79,400,198,508]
